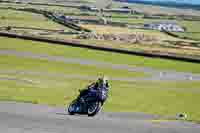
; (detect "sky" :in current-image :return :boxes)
[127,0,200,5]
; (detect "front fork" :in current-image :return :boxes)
[79,96,104,112]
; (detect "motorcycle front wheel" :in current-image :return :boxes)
[87,101,101,117]
[68,100,77,115]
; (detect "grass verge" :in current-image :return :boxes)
[0,8,66,30]
[1,36,200,73]
[0,74,200,122]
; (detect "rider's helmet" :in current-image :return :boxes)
[97,76,109,88]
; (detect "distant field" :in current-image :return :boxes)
[176,21,200,40]
[80,24,177,40]
[111,1,200,16]
[179,21,200,33]
[1,7,200,59]
[166,20,200,41]
[171,32,200,41]
[0,2,88,16]
[111,17,200,41]
[77,39,200,57]
[112,17,200,31]
[111,17,162,24]
[0,37,200,122]
[0,8,66,30]
[1,2,200,42]
[3,0,200,17]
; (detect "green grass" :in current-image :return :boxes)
[108,16,200,42]
[0,55,145,78]
[179,21,200,33]
[0,52,200,122]
[0,54,145,108]
[171,32,200,41]
[0,8,66,30]
[1,72,200,122]
[112,17,200,40]
[106,80,200,121]
[1,36,200,73]
[171,20,200,41]
[111,17,163,24]
[0,2,94,18]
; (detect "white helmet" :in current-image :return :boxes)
[103,76,108,84]
[98,76,109,85]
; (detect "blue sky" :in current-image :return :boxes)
[138,0,200,5]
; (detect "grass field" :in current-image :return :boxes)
[175,20,200,40]
[1,36,200,73]
[179,21,200,33]
[3,0,200,17]
[80,24,179,42]
[78,38,200,56]
[110,1,200,16]
[1,3,200,42]
[171,32,200,41]
[111,17,162,24]
[0,2,92,16]
[0,8,66,30]
[110,18,200,42]
[0,55,145,78]
[3,7,199,58]
[2,7,199,58]
[0,37,200,122]
[1,71,200,122]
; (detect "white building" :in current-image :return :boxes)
[144,21,185,32]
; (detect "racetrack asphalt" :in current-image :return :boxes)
[1,50,200,81]
[0,101,200,133]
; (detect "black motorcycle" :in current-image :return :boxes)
[67,86,108,117]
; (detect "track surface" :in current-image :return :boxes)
[1,50,200,81]
[0,101,200,133]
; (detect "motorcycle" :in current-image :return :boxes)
[67,86,108,117]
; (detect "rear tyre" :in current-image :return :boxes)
[87,102,101,117]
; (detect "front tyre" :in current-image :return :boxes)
[87,102,101,117]
[68,101,76,115]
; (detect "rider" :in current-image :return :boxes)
[79,76,110,99]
